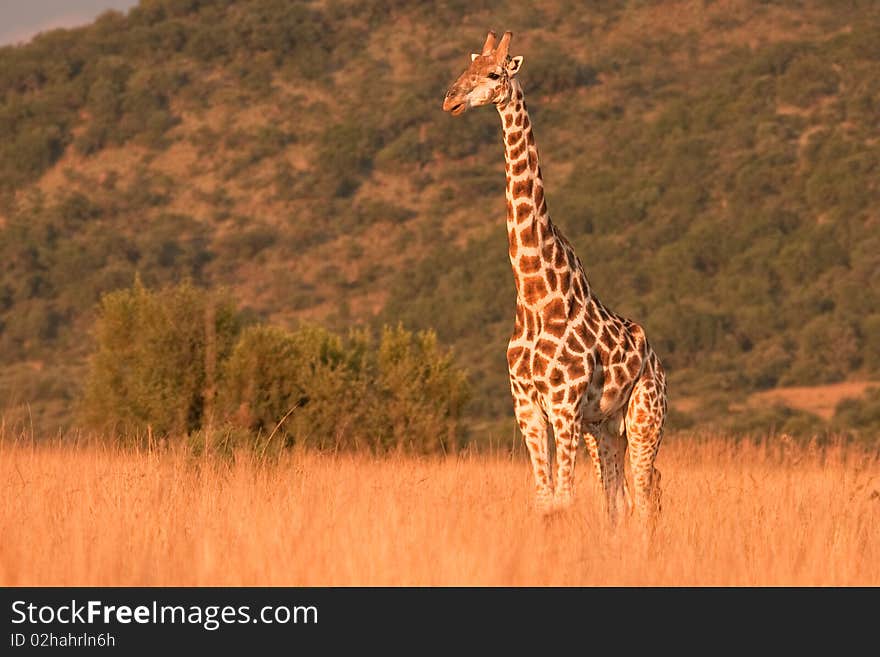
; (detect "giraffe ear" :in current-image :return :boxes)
[507,56,524,76]
[471,53,480,61]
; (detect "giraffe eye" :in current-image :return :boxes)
[487,72,501,80]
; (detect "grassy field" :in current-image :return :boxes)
[1,436,878,586]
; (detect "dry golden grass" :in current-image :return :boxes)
[1,436,878,586]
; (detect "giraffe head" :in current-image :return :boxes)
[442,31,524,116]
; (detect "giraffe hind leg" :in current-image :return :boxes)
[601,416,628,524]
[625,368,666,523]
[585,416,628,524]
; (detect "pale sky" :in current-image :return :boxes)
[0,1,139,46]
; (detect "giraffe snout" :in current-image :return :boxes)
[443,90,468,115]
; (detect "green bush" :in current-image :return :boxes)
[862,315,880,373]
[81,281,469,453]
[233,0,332,75]
[3,126,65,180]
[523,41,597,96]
[315,120,384,196]
[832,387,880,440]
[186,23,234,62]
[696,396,824,438]
[376,325,471,452]
[776,53,839,107]
[219,324,359,449]
[82,279,242,438]
[785,317,860,384]
[220,324,470,453]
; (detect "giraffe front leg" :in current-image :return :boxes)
[513,395,553,513]
[551,411,580,510]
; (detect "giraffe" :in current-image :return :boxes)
[442,31,667,522]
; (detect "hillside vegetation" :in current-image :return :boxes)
[1,0,879,441]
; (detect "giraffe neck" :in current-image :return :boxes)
[499,79,549,238]
[498,79,585,309]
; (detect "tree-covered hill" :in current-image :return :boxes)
[1,0,879,439]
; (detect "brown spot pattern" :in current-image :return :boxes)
[543,297,565,320]
[567,359,586,379]
[515,202,532,223]
[600,326,615,350]
[507,347,523,368]
[519,255,542,274]
[536,339,557,357]
[512,178,533,198]
[522,276,547,304]
[627,353,642,377]
[566,333,585,354]
[532,353,548,377]
[559,271,571,295]
[519,226,538,248]
[544,320,566,339]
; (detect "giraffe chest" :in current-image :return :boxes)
[506,307,645,417]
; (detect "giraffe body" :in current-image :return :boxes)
[444,32,667,521]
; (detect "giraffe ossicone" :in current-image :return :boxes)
[443,31,668,523]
